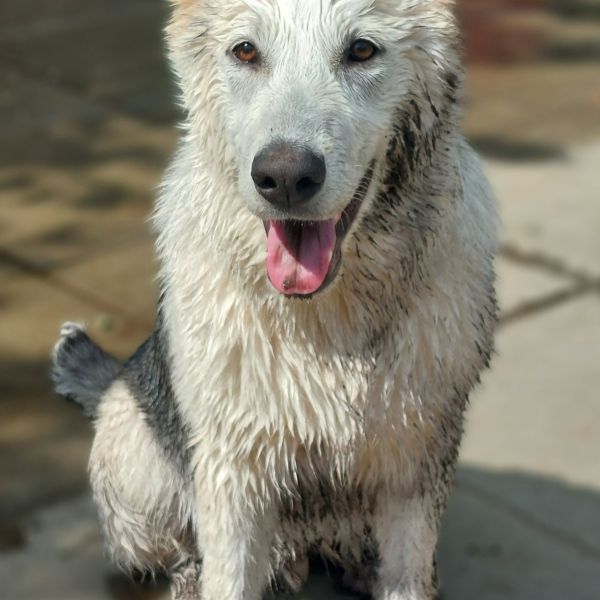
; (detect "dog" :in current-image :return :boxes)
[52,1,498,599]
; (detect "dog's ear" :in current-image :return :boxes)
[166,0,206,36]
[421,0,456,11]
[167,0,211,20]
[168,0,212,8]
[167,0,204,11]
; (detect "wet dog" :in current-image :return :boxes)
[53,1,498,598]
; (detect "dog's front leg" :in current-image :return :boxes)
[373,492,440,600]
[196,478,274,600]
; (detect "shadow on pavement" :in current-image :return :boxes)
[1,437,599,600]
[469,137,566,162]
[553,0,600,20]
[439,466,600,600]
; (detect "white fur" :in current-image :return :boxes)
[90,381,195,572]
[81,2,498,599]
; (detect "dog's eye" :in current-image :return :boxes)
[347,39,378,63]
[233,41,258,64]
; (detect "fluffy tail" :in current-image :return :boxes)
[52,323,121,419]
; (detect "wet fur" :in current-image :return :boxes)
[53,1,497,599]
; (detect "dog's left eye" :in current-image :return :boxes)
[347,39,378,63]
[233,41,259,64]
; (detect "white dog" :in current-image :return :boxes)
[53,1,498,599]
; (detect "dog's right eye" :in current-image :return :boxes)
[347,39,379,63]
[233,42,259,64]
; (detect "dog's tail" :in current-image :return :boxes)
[52,323,121,419]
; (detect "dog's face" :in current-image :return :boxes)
[168,0,457,297]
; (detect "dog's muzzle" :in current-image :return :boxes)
[263,161,375,298]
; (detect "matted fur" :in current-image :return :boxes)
[53,1,498,599]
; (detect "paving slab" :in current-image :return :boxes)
[0,398,91,524]
[0,68,175,180]
[452,465,600,568]
[0,192,153,278]
[459,294,600,566]
[463,295,600,487]
[487,142,600,278]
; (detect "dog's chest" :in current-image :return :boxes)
[169,289,454,492]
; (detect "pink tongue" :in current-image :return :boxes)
[266,220,336,295]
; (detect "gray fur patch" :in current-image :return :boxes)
[122,320,192,475]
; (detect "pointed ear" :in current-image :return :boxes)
[427,0,456,12]
[167,0,204,10]
[166,0,206,33]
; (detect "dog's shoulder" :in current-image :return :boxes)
[121,322,192,474]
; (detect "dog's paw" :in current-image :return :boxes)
[53,321,86,358]
[279,553,309,594]
[170,560,202,600]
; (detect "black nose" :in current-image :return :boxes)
[251,142,326,209]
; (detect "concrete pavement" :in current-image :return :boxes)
[1,1,599,598]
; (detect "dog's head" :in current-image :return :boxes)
[167,0,460,298]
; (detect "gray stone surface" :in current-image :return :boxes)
[440,470,600,600]
[0,495,168,600]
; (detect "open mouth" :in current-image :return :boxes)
[264,162,375,298]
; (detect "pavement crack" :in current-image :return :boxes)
[498,244,600,327]
[498,282,599,328]
[501,244,595,285]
